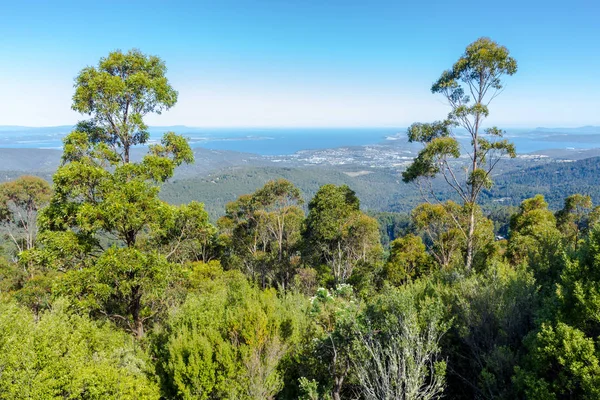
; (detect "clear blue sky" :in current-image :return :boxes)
[1,0,599,127]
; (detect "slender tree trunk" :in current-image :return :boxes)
[332,379,343,400]
[465,206,475,271]
[332,361,345,400]
[131,286,144,339]
[134,315,144,339]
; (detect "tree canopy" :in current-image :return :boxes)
[403,37,517,271]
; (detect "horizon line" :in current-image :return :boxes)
[2,124,600,130]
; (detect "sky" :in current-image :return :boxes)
[0,0,599,128]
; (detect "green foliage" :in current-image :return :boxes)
[354,281,448,400]
[147,201,217,263]
[507,195,563,288]
[0,298,159,399]
[441,262,537,399]
[383,234,434,285]
[515,322,600,399]
[307,284,362,400]
[298,377,326,400]
[556,226,600,337]
[0,175,52,255]
[404,37,517,271]
[218,179,304,288]
[72,49,178,163]
[555,194,599,251]
[368,211,411,248]
[411,201,494,271]
[55,248,181,337]
[304,184,383,284]
[153,262,309,399]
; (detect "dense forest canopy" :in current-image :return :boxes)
[1,41,600,400]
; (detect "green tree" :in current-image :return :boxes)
[368,211,411,248]
[304,184,382,284]
[0,299,159,399]
[411,201,494,271]
[514,322,600,399]
[411,202,465,270]
[513,226,600,399]
[72,48,178,163]
[555,194,598,251]
[0,176,52,256]
[402,38,517,271]
[25,50,194,338]
[153,262,308,399]
[507,195,563,289]
[148,201,217,263]
[441,262,537,399]
[309,284,361,400]
[383,234,433,285]
[354,282,448,400]
[218,179,304,288]
[557,226,600,337]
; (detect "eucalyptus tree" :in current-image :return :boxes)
[555,194,600,251]
[0,176,51,256]
[402,38,517,271]
[507,195,563,290]
[303,184,382,284]
[218,179,304,289]
[27,50,195,338]
[72,49,178,163]
[383,234,433,286]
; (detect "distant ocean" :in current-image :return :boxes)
[0,126,599,155]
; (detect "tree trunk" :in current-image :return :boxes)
[332,376,343,400]
[131,286,144,339]
[134,314,144,339]
[465,206,475,271]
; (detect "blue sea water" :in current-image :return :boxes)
[183,128,399,155]
[0,126,599,155]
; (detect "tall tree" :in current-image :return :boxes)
[72,48,178,163]
[27,50,194,338]
[402,37,517,271]
[0,176,51,256]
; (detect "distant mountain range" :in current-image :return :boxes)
[531,126,600,134]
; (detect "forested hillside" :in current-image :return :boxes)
[161,155,600,220]
[2,42,600,400]
[160,166,418,218]
[486,156,600,208]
